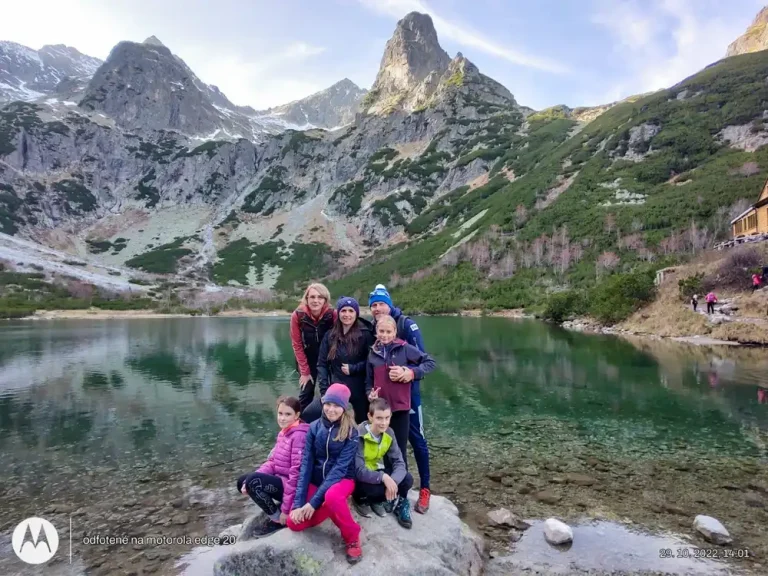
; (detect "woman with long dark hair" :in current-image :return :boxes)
[304,296,374,423]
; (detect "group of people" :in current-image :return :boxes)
[236,283,437,564]
[690,291,718,314]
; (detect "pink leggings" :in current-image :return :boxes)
[287,479,360,543]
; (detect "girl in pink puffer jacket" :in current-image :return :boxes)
[236,396,309,536]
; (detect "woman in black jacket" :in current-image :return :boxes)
[313,296,375,424]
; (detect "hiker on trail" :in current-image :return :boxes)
[290,283,336,414]
[353,398,414,529]
[753,273,761,292]
[706,291,718,314]
[236,396,308,536]
[366,288,436,514]
[288,384,362,564]
[691,294,698,312]
[309,296,375,425]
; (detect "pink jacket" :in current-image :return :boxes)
[256,422,310,515]
[706,292,717,303]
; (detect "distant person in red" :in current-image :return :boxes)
[705,292,717,314]
[752,273,761,292]
[758,387,768,405]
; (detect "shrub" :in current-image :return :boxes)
[678,272,704,301]
[711,247,763,289]
[542,290,587,322]
[588,269,657,325]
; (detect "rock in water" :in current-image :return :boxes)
[177,492,484,575]
[693,515,732,545]
[543,518,573,545]
[486,508,531,530]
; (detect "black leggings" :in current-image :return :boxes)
[354,472,413,503]
[389,410,410,469]
[707,302,715,314]
[298,365,318,412]
[236,472,283,518]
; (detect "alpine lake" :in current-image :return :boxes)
[0,317,766,575]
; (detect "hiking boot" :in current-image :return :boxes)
[353,499,372,518]
[383,497,398,514]
[370,501,387,517]
[394,496,413,529]
[345,540,363,564]
[415,488,431,514]
[252,516,283,537]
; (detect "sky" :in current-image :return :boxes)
[0,0,766,110]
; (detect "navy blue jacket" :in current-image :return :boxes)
[293,414,358,510]
[316,318,375,399]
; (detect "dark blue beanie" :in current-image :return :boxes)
[368,284,393,308]
[336,296,360,317]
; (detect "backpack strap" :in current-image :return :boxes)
[396,314,408,341]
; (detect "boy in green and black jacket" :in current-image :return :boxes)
[353,398,414,528]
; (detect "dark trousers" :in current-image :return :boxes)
[409,396,430,489]
[390,410,410,466]
[298,364,318,412]
[707,302,715,314]
[237,472,283,518]
[354,472,414,503]
[692,301,697,311]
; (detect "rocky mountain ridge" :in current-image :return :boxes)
[726,5,768,57]
[0,11,536,292]
[4,7,768,305]
[261,78,367,130]
[0,41,102,104]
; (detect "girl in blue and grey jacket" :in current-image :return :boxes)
[288,383,363,564]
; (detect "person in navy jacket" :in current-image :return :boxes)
[287,384,363,564]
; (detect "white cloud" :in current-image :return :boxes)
[180,42,328,108]
[356,0,568,74]
[591,0,750,103]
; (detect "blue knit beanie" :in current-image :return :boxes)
[336,296,360,317]
[368,284,393,308]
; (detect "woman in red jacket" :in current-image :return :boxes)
[237,396,309,536]
[290,283,336,419]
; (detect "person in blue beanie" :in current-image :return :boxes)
[368,284,432,514]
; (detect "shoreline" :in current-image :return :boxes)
[12,307,764,347]
[20,308,294,320]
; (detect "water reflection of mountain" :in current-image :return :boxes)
[418,318,767,454]
[0,319,300,476]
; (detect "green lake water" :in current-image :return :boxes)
[1,317,767,575]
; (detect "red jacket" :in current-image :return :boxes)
[290,304,336,377]
[365,338,436,412]
[256,421,310,515]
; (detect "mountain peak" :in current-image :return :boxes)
[143,36,166,48]
[364,11,451,114]
[726,5,768,57]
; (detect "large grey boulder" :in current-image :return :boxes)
[176,491,484,576]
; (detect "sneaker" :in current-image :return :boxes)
[394,497,413,529]
[415,488,431,514]
[345,540,363,564]
[353,499,372,518]
[370,502,387,517]
[383,497,398,514]
[252,516,284,537]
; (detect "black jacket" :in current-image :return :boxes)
[317,318,375,399]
